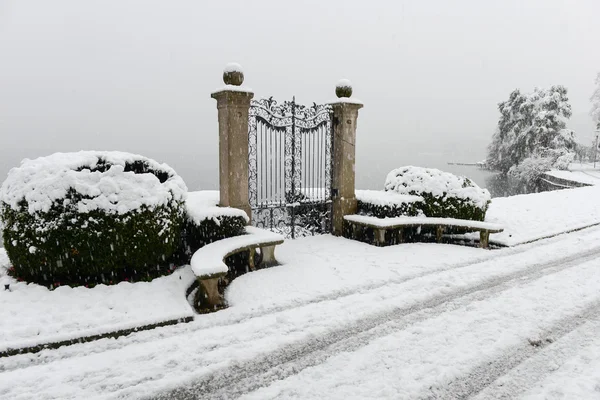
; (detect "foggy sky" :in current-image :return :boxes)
[1,0,599,191]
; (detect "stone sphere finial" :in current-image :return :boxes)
[223,62,244,86]
[336,78,353,98]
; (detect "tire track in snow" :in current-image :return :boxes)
[3,226,579,372]
[468,314,600,400]
[152,241,600,400]
[215,223,600,328]
[6,227,600,374]
[425,301,600,400]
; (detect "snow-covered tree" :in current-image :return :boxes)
[591,72,600,131]
[487,89,525,173]
[487,86,575,175]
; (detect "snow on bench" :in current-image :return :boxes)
[345,215,503,231]
[191,226,284,278]
[344,215,503,248]
[190,226,284,312]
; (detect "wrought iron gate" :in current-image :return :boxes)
[248,97,333,238]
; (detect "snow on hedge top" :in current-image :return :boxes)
[185,190,249,224]
[0,151,187,215]
[384,166,491,209]
[356,189,423,207]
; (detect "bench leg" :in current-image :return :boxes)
[376,228,386,246]
[260,245,278,268]
[436,225,445,243]
[352,223,360,240]
[248,248,256,271]
[480,231,490,248]
[196,276,226,311]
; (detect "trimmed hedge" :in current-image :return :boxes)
[173,214,249,288]
[357,196,488,222]
[356,190,490,222]
[178,191,250,283]
[356,200,419,219]
[350,168,492,246]
[181,217,247,256]
[0,151,187,287]
[383,166,491,221]
[415,193,487,221]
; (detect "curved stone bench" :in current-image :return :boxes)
[190,226,284,312]
[344,215,503,248]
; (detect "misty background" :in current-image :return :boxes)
[1,0,599,192]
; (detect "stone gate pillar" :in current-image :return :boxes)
[330,80,363,236]
[211,63,254,220]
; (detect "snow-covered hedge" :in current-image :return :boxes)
[0,151,187,287]
[356,190,424,218]
[383,166,491,221]
[172,191,248,267]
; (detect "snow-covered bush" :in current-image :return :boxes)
[554,151,575,170]
[356,189,424,218]
[0,151,187,287]
[507,156,554,187]
[173,191,248,267]
[508,147,575,187]
[383,166,491,221]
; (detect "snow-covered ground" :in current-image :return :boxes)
[1,184,600,350]
[479,184,600,246]
[474,316,600,399]
[566,161,600,171]
[544,162,600,186]
[0,249,195,353]
[545,169,600,186]
[1,223,600,399]
[3,184,600,398]
[1,184,599,320]
[0,189,246,353]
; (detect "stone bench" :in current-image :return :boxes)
[190,226,284,312]
[344,215,503,248]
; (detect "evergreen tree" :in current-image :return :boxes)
[487,86,574,174]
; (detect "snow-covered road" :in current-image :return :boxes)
[2,227,600,399]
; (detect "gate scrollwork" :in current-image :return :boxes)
[249,97,333,238]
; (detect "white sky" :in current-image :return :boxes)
[1,0,599,190]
